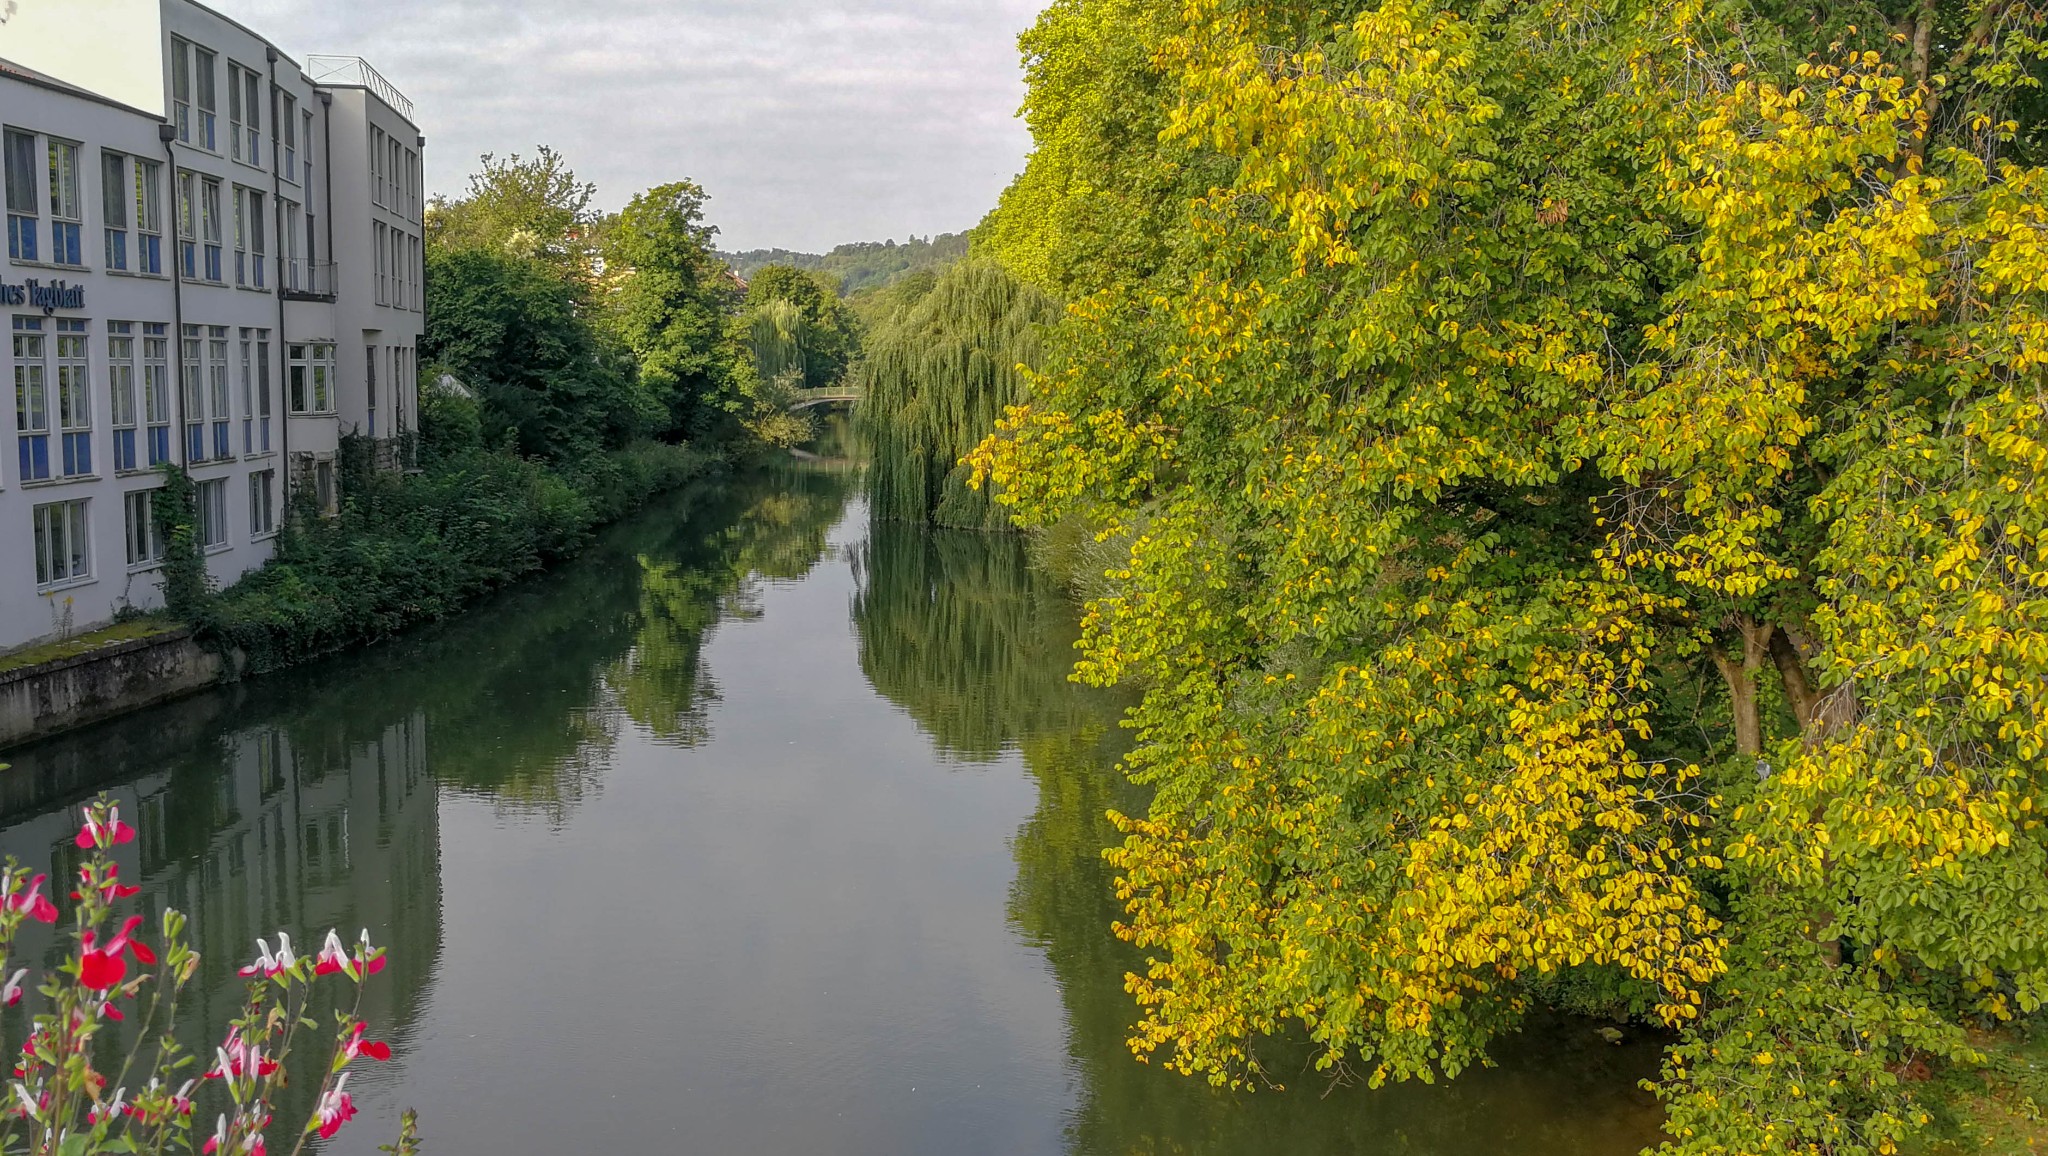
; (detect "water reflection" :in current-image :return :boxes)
[0,457,1661,1156]
[852,513,1669,1156]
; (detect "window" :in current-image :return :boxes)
[142,323,170,465]
[229,64,260,165]
[279,95,297,181]
[314,458,335,515]
[32,498,89,587]
[124,488,162,567]
[108,322,139,472]
[248,469,274,536]
[409,235,422,310]
[390,138,404,215]
[170,38,194,145]
[302,110,314,196]
[365,344,377,435]
[195,46,218,151]
[372,222,386,303]
[201,177,222,282]
[102,153,128,271]
[56,318,89,476]
[233,187,264,288]
[134,159,163,275]
[181,324,203,460]
[288,343,333,413]
[14,316,48,481]
[6,129,38,261]
[47,139,81,266]
[405,148,418,219]
[176,170,196,278]
[369,127,384,206]
[240,328,272,454]
[196,477,228,549]
[208,326,230,461]
[281,200,300,290]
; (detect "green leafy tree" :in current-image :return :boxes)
[603,180,744,437]
[856,258,1057,528]
[969,1,2048,1153]
[423,247,651,459]
[744,265,859,389]
[427,146,600,284]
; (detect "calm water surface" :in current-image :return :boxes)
[0,455,1665,1154]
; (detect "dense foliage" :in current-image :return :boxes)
[740,265,861,392]
[195,436,713,674]
[856,259,1058,528]
[967,0,2048,1152]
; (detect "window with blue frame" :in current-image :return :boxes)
[208,327,230,460]
[176,170,197,279]
[47,139,82,266]
[102,152,129,271]
[55,319,90,476]
[181,325,205,461]
[201,178,222,282]
[136,159,164,275]
[14,317,49,482]
[5,129,38,262]
[108,322,139,472]
[142,325,170,465]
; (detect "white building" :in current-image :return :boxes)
[0,0,425,652]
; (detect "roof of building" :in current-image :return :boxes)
[0,56,165,121]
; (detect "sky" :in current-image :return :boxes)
[224,0,1046,253]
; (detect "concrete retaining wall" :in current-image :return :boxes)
[0,630,227,751]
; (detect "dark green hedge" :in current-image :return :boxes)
[192,438,715,675]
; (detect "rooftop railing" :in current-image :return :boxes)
[303,56,414,123]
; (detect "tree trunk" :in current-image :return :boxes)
[1711,615,1774,758]
[1770,627,1819,731]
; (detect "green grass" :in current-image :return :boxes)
[0,617,181,676]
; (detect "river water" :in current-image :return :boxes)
[0,454,1666,1154]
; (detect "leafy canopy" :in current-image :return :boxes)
[970,0,2048,1152]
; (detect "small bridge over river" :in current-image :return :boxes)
[788,388,862,412]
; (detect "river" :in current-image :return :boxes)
[0,451,1666,1154]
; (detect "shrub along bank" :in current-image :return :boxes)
[157,436,718,676]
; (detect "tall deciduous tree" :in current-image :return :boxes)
[603,180,742,437]
[971,1,2048,1153]
[427,146,600,285]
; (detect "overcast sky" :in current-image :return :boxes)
[224,0,1045,253]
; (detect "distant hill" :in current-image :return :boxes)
[723,233,971,297]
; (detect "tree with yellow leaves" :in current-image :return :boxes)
[969,0,2048,1151]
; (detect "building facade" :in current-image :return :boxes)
[0,0,424,652]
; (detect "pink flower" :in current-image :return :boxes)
[1,969,25,1007]
[343,1021,392,1063]
[88,1087,128,1124]
[6,874,58,924]
[76,803,136,849]
[314,1074,357,1139]
[79,915,151,990]
[236,933,295,978]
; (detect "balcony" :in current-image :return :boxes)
[281,260,339,302]
[304,56,415,123]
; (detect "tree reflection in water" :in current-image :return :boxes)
[852,511,1669,1156]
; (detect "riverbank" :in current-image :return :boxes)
[0,438,727,752]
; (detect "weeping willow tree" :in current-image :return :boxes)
[855,259,1057,528]
[747,297,810,387]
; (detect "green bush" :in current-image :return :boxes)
[193,439,715,674]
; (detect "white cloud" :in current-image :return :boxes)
[222,0,1044,251]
